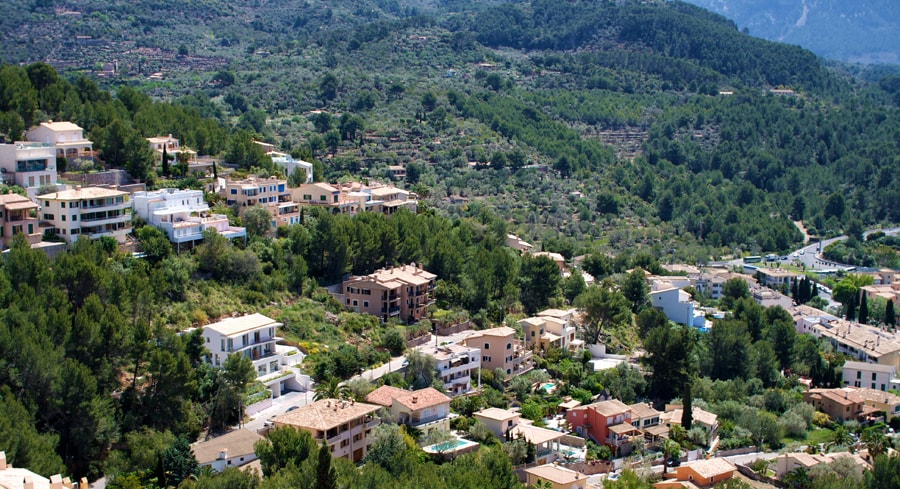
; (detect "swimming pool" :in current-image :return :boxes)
[423,438,480,454]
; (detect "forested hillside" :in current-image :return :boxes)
[2,0,899,259]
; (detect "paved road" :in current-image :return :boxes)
[349,355,408,383]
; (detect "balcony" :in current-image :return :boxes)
[229,336,282,353]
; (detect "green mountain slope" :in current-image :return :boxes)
[1,0,898,259]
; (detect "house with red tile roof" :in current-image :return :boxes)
[366,386,452,437]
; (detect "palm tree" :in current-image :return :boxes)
[313,377,350,401]
[861,428,888,458]
[661,438,681,474]
[783,467,812,489]
[830,425,854,451]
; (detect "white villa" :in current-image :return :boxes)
[132,188,246,248]
[0,141,58,197]
[202,313,305,397]
[26,121,93,162]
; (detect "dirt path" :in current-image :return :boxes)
[793,221,810,244]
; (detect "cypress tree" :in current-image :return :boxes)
[858,293,869,325]
[791,279,799,302]
[315,443,336,489]
[156,452,167,488]
[161,146,169,177]
[885,300,895,327]
[845,295,857,321]
[681,380,693,430]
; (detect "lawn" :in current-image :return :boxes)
[781,427,834,448]
[806,427,835,446]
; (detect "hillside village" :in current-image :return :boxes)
[0,115,899,489]
[1,0,900,486]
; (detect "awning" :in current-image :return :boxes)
[609,423,639,435]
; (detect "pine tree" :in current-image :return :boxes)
[315,443,337,489]
[885,300,895,327]
[858,293,869,325]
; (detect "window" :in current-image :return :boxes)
[72,215,77,221]
[363,301,369,307]
[61,202,66,208]
[872,373,877,380]
[61,215,65,221]
[320,195,326,201]
[353,300,358,306]
[230,189,237,194]
[506,343,512,350]
[484,343,489,350]
[43,214,54,220]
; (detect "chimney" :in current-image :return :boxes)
[23,476,34,489]
[0,451,5,470]
[218,449,227,461]
[412,396,418,404]
[50,474,63,489]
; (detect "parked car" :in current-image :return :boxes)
[286,405,300,412]
[666,458,681,467]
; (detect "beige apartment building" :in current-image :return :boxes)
[222,176,290,209]
[272,399,380,462]
[39,187,131,243]
[337,264,436,323]
[463,326,533,378]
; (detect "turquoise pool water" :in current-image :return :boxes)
[541,382,555,391]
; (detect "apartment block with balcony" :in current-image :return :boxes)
[38,186,131,243]
[0,142,58,197]
[365,386,452,437]
[133,188,246,247]
[463,326,533,378]
[290,181,417,216]
[566,399,639,455]
[0,193,41,249]
[221,176,290,209]
[793,304,900,370]
[26,121,93,162]
[272,399,381,463]
[520,308,581,353]
[423,343,481,396]
[336,263,436,323]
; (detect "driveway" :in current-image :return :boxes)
[242,389,315,432]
